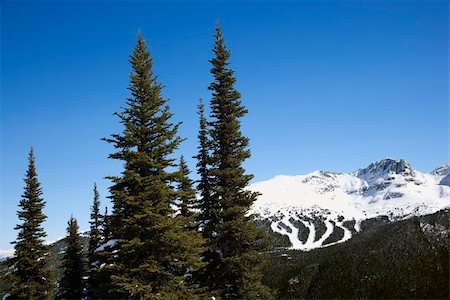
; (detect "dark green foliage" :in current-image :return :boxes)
[1,209,448,299]
[193,97,217,297]
[198,24,273,299]
[360,215,391,232]
[194,97,213,220]
[322,221,344,245]
[88,183,102,259]
[102,33,204,298]
[343,219,357,234]
[194,97,218,291]
[1,234,90,299]
[263,209,450,299]
[102,206,111,242]
[0,261,10,299]
[6,147,55,299]
[57,216,84,300]
[87,205,113,299]
[177,156,197,218]
[87,183,102,299]
[289,218,310,244]
[47,235,88,297]
[255,219,291,249]
[312,218,326,242]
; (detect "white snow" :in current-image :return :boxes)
[250,159,450,250]
[44,236,65,245]
[95,239,119,253]
[0,249,14,260]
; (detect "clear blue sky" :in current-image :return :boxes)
[1,0,448,249]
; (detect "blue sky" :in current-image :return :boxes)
[1,0,448,249]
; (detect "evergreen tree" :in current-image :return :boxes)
[7,147,54,299]
[87,205,114,299]
[194,96,221,291]
[102,206,111,242]
[177,156,196,218]
[88,183,102,258]
[103,33,204,298]
[57,216,84,300]
[202,24,273,299]
[194,97,214,223]
[87,183,102,299]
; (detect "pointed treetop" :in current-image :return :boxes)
[27,146,36,174]
[135,31,147,50]
[198,95,205,118]
[92,182,100,207]
[212,22,229,61]
[29,145,34,158]
[215,21,222,35]
[180,154,186,166]
[197,96,206,122]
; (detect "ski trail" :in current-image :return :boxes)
[319,221,353,248]
[271,217,303,249]
[270,216,355,250]
[313,219,334,247]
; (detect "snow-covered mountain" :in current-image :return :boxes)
[0,250,14,261]
[249,158,450,251]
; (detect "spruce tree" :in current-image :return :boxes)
[87,205,115,299]
[103,33,204,298]
[7,147,54,299]
[202,24,273,299]
[88,204,114,299]
[88,183,102,258]
[57,216,84,300]
[194,96,221,291]
[102,206,111,242]
[194,97,213,222]
[87,183,102,299]
[177,156,197,218]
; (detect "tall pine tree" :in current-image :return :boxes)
[87,183,102,299]
[194,96,222,291]
[194,97,213,223]
[88,183,102,257]
[57,216,85,300]
[200,24,273,299]
[103,33,204,298]
[7,147,54,299]
[88,205,114,299]
[102,206,111,242]
[177,156,197,218]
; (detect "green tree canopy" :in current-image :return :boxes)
[7,147,54,299]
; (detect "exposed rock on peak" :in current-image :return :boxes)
[356,158,414,180]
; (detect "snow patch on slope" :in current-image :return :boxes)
[0,249,14,261]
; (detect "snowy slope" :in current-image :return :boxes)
[0,250,14,261]
[249,158,450,250]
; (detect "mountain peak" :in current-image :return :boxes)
[355,158,414,180]
[431,164,450,176]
